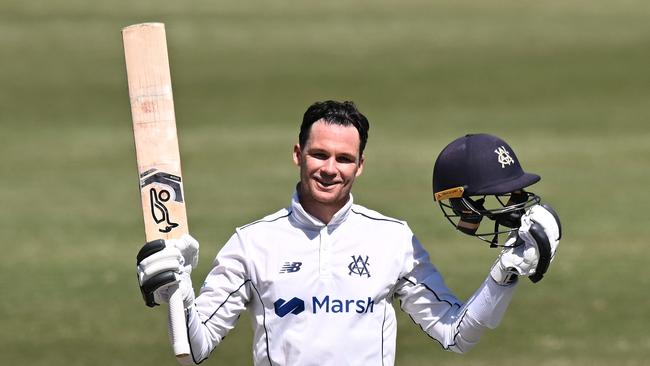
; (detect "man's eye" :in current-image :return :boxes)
[337,156,355,163]
[312,153,328,160]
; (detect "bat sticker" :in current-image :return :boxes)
[149,188,178,232]
[140,170,184,233]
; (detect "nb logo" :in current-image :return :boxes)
[279,262,303,273]
[274,297,305,317]
[348,255,371,278]
[494,146,515,168]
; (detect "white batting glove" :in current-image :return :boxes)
[153,271,195,309]
[491,204,561,285]
[136,234,199,308]
[167,234,200,274]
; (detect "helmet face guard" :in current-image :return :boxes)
[438,190,540,247]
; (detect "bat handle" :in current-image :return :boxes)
[168,283,191,360]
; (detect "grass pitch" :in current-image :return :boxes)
[1,1,649,365]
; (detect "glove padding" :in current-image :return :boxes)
[136,234,199,308]
[491,204,561,285]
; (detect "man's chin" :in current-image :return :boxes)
[310,187,347,205]
[299,182,349,205]
[312,192,340,204]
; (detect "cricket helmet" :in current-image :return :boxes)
[432,133,541,247]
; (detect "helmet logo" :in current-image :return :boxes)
[494,146,515,168]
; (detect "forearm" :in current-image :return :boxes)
[444,275,517,354]
[399,273,516,354]
[182,266,251,363]
[182,303,223,364]
[464,275,517,329]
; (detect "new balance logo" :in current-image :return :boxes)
[274,297,305,317]
[280,261,302,273]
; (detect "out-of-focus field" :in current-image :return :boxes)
[1,1,649,365]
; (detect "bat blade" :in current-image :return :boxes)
[122,22,191,360]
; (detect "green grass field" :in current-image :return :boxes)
[1,1,649,365]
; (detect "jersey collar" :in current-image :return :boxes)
[290,190,353,230]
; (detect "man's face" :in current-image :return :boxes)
[293,120,365,218]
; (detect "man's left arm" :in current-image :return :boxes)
[396,204,561,353]
[395,241,503,354]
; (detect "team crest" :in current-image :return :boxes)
[348,255,371,278]
[494,146,515,168]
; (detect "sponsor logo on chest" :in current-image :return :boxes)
[279,261,302,273]
[274,295,375,317]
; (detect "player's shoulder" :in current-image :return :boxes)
[350,204,407,227]
[238,208,292,231]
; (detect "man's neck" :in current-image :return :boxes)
[297,191,347,225]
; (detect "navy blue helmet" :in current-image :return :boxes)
[433,134,541,247]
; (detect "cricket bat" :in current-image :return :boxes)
[122,22,191,360]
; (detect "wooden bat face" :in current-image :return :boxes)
[123,23,188,241]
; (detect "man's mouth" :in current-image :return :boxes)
[314,178,340,188]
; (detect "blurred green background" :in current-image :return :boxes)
[1,0,649,365]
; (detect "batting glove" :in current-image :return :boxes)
[491,204,562,285]
[136,234,199,308]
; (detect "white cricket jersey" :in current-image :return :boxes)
[184,192,516,365]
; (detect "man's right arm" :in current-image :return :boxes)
[136,232,251,365]
[184,232,252,364]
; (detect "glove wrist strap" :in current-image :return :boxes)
[490,264,519,286]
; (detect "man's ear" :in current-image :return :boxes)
[355,154,365,177]
[293,144,302,166]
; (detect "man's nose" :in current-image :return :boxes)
[321,158,337,175]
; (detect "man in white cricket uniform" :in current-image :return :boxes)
[136,101,561,365]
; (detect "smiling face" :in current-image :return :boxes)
[293,120,365,223]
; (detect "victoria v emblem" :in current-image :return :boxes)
[348,255,371,278]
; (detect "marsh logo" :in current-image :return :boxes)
[274,296,375,317]
[312,296,374,314]
[274,297,305,317]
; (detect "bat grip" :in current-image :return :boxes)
[168,283,191,360]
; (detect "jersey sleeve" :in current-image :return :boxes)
[394,231,517,354]
[184,231,252,364]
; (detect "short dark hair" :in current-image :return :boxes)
[299,100,370,156]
